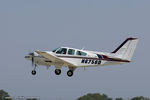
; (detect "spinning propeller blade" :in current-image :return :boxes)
[29,53,34,66]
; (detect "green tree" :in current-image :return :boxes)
[102,94,112,100]
[131,96,150,100]
[115,98,123,100]
[0,90,11,100]
[27,99,38,100]
[77,93,112,100]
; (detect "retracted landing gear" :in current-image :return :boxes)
[67,70,73,77]
[55,69,61,75]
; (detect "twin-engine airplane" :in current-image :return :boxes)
[25,37,138,77]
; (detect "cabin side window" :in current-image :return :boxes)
[68,49,75,55]
[76,51,87,56]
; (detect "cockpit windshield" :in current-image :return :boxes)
[52,47,67,54]
[52,47,59,52]
[56,48,67,54]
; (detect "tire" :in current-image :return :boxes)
[55,69,61,75]
[67,70,73,77]
[31,70,36,75]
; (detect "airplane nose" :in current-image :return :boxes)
[25,55,30,59]
[25,52,34,59]
[29,53,34,56]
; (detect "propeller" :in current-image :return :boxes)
[32,55,34,66]
[29,53,34,66]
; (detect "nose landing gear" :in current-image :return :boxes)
[31,70,36,75]
[31,64,37,75]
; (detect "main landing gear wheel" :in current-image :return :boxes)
[31,70,36,75]
[55,69,61,75]
[67,70,73,77]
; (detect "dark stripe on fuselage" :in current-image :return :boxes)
[57,55,130,63]
[57,55,100,60]
[97,54,102,59]
[106,58,130,62]
[26,55,130,63]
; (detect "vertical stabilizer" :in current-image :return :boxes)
[112,37,139,61]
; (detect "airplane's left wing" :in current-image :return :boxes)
[35,50,76,67]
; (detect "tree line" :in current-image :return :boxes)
[77,93,150,100]
[0,89,150,100]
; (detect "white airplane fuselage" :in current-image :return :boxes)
[25,48,126,67]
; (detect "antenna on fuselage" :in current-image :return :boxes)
[81,47,85,50]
